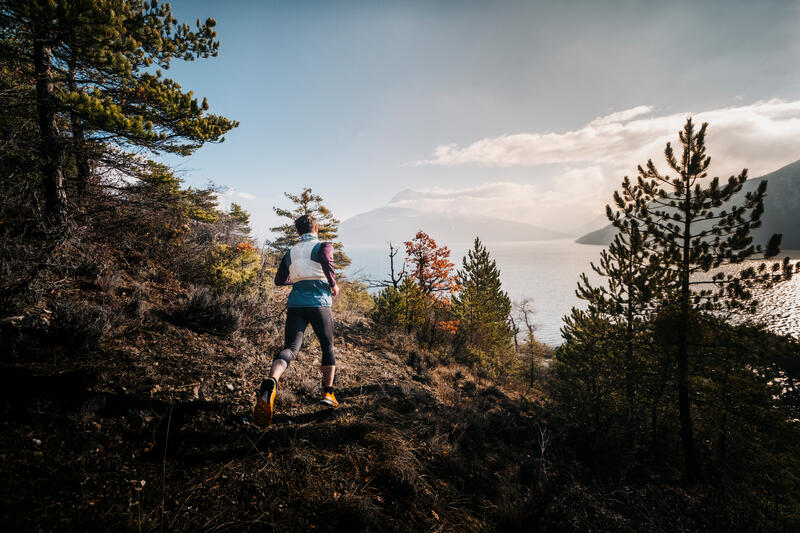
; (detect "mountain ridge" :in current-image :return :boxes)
[576,159,800,249]
[340,205,568,245]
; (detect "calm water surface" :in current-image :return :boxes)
[345,239,800,346]
[346,239,604,346]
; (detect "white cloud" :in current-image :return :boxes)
[216,188,256,208]
[410,100,800,232]
[390,167,608,233]
[588,105,653,127]
[419,99,800,179]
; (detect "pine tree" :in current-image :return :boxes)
[398,277,426,334]
[229,203,250,227]
[554,308,623,436]
[0,0,238,221]
[451,237,514,377]
[372,277,426,335]
[269,188,351,274]
[576,225,662,424]
[613,118,796,478]
[372,285,404,329]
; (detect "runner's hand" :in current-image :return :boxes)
[331,284,340,297]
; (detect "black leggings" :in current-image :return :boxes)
[275,306,335,367]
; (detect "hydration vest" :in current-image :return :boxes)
[286,235,332,307]
[288,238,327,283]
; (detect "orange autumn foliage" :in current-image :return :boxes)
[438,319,460,335]
[404,231,459,295]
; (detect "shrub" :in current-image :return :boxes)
[333,279,373,315]
[372,278,427,334]
[407,349,438,374]
[372,286,403,327]
[206,242,260,292]
[459,344,520,381]
[171,286,243,336]
[49,301,113,351]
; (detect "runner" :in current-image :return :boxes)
[253,214,340,427]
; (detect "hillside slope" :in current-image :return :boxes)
[1,297,717,532]
[0,301,552,531]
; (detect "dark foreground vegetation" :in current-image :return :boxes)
[2,194,798,531]
[3,1,800,531]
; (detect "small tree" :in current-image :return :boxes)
[553,308,625,442]
[372,285,404,328]
[398,278,427,335]
[372,277,427,335]
[229,203,251,227]
[269,188,351,274]
[403,231,458,349]
[514,298,546,388]
[369,241,406,290]
[451,237,515,378]
[404,231,457,295]
[575,225,662,425]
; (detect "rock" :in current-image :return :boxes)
[1,316,25,327]
[0,315,49,331]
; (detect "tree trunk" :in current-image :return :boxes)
[626,302,635,422]
[509,315,519,352]
[388,243,404,289]
[718,352,730,461]
[68,59,90,197]
[33,34,66,223]
[649,363,669,458]
[677,312,698,478]
[529,351,534,388]
[678,173,699,480]
[72,127,90,196]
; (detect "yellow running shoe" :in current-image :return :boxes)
[254,377,277,427]
[320,390,338,407]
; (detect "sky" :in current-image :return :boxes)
[161,0,800,239]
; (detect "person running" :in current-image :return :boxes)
[253,214,340,427]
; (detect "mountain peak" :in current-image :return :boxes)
[340,206,568,245]
[389,188,424,204]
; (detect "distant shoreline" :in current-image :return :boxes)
[345,240,800,259]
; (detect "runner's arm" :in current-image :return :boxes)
[319,242,339,296]
[274,253,292,286]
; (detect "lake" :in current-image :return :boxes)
[344,239,800,346]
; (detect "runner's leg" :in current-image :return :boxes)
[254,308,308,426]
[271,307,308,381]
[308,307,336,387]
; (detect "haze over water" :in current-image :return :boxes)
[345,240,800,346]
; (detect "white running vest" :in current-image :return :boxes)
[288,239,327,282]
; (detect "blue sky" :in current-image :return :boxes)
[161,0,800,237]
